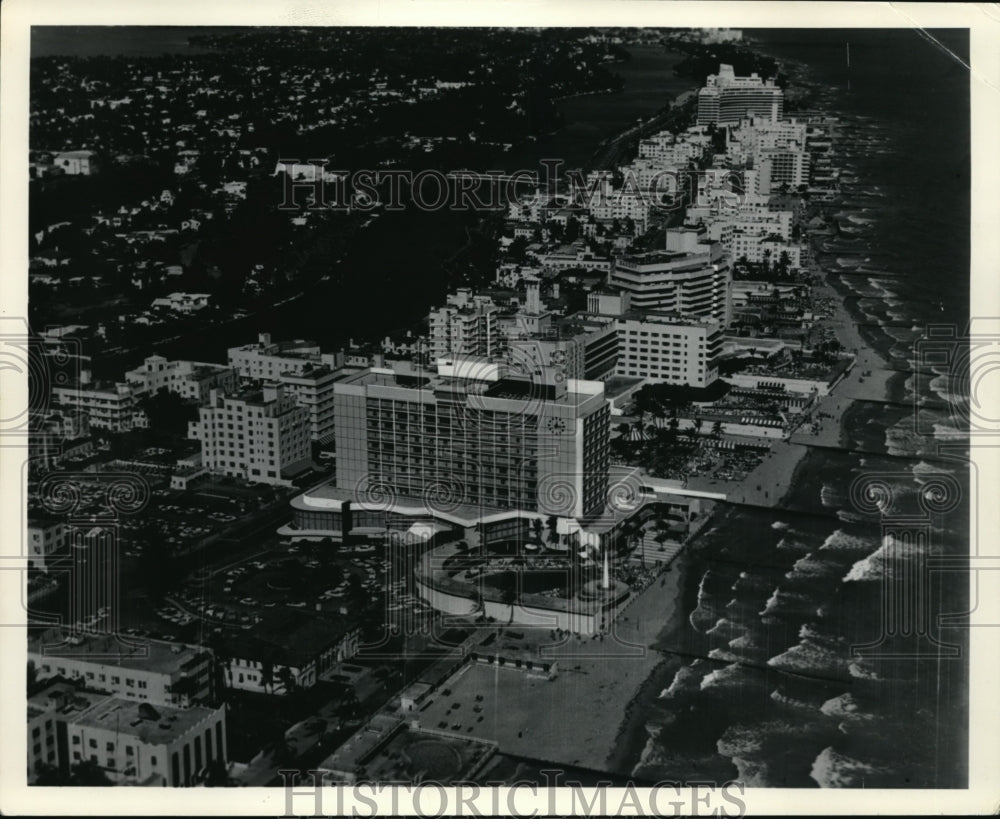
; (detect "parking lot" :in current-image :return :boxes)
[120,480,277,558]
[144,538,440,640]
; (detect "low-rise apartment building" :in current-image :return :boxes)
[66,696,227,786]
[51,380,148,432]
[220,610,359,696]
[227,333,338,381]
[29,631,214,708]
[124,355,237,403]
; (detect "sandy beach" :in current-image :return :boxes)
[812,278,899,401]
[416,564,684,774]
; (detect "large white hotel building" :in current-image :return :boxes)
[609,227,732,325]
[332,362,610,520]
[697,63,784,126]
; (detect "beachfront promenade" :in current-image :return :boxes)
[683,267,902,507]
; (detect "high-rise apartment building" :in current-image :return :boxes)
[609,227,732,326]
[427,289,502,361]
[757,146,811,193]
[276,366,341,443]
[188,385,310,485]
[697,64,783,126]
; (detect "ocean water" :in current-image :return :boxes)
[633,29,970,789]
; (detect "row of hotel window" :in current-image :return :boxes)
[206,426,287,435]
[625,331,706,341]
[39,665,148,689]
[210,452,281,465]
[209,461,280,478]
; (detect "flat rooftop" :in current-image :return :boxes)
[221,609,353,668]
[191,364,231,378]
[343,370,601,408]
[553,314,615,338]
[616,246,720,268]
[318,713,402,775]
[616,309,720,329]
[28,681,107,720]
[29,630,210,675]
[293,481,516,527]
[73,697,219,744]
[603,376,646,398]
[360,725,496,784]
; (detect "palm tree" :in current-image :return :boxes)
[261,658,274,694]
[69,759,112,786]
[276,666,296,695]
[712,420,724,438]
[546,515,559,546]
[202,758,230,787]
[501,585,517,623]
[778,250,791,279]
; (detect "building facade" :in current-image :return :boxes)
[609,227,732,326]
[51,381,147,432]
[66,697,227,786]
[333,364,610,519]
[27,682,107,781]
[696,64,784,126]
[614,312,723,387]
[227,333,337,381]
[757,146,811,193]
[54,150,98,175]
[27,518,68,572]
[124,356,237,404]
[221,612,360,696]
[28,632,214,709]
[276,366,341,443]
[188,385,310,485]
[427,289,502,361]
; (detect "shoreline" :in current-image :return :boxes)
[604,553,690,776]
[606,64,906,780]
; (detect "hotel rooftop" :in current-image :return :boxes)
[338,362,605,408]
[72,697,219,745]
[29,630,211,676]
